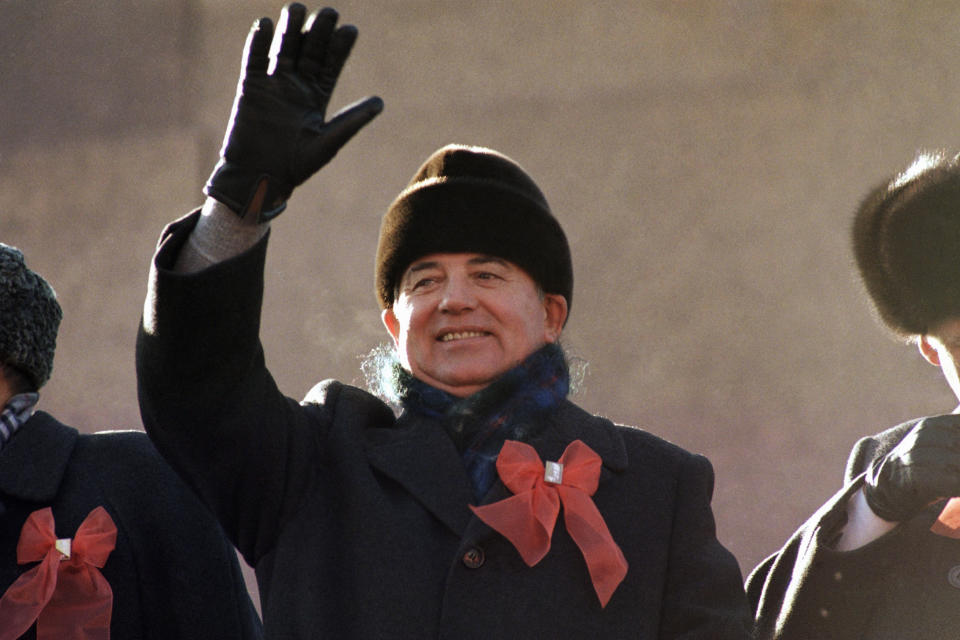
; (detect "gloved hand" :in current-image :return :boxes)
[863,414,960,521]
[205,3,383,221]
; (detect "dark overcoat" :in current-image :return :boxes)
[136,211,751,639]
[747,417,960,639]
[0,411,263,639]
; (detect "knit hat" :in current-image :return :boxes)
[375,144,573,316]
[852,151,960,337]
[0,244,61,388]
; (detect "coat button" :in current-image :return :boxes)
[462,547,485,569]
[948,565,960,589]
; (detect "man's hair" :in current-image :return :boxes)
[360,341,589,408]
[852,151,960,338]
[0,361,36,395]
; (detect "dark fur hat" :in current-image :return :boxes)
[852,152,960,337]
[0,244,62,388]
[375,144,573,315]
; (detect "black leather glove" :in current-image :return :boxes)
[863,414,960,521]
[205,3,383,221]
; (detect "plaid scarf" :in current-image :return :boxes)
[395,343,569,500]
[0,392,38,453]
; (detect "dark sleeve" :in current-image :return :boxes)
[80,431,263,639]
[659,453,752,639]
[745,478,926,639]
[746,420,921,640]
[136,211,330,564]
[843,419,919,483]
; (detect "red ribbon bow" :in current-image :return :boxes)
[0,506,117,640]
[469,439,628,607]
[932,497,960,538]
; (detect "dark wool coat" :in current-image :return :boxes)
[0,411,263,639]
[136,211,751,639]
[746,417,960,639]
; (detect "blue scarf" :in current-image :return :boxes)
[0,392,38,454]
[395,343,569,500]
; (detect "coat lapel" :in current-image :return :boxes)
[462,400,629,549]
[524,400,627,476]
[365,412,475,536]
[0,411,77,502]
[364,400,628,537]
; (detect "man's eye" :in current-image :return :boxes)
[412,278,435,289]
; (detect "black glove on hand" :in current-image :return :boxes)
[863,414,960,522]
[205,3,383,221]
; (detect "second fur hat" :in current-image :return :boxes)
[852,152,960,337]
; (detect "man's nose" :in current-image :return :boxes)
[438,276,476,312]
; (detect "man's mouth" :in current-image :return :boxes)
[439,330,488,342]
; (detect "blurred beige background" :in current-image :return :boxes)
[3,0,958,608]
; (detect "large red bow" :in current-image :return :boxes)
[469,439,628,607]
[0,506,117,640]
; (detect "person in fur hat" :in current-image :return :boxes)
[747,151,960,639]
[0,243,263,639]
[135,4,751,638]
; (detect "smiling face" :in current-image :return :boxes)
[381,252,568,397]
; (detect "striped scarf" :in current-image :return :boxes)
[396,343,569,500]
[0,392,38,453]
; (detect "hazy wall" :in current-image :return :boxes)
[4,0,959,603]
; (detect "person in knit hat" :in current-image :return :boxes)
[136,4,751,638]
[747,151,960,639]
[0,243,263,639]
[0,244,61,392]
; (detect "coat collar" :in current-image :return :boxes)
[0,411,77,502]
[365,412,475,535]
[364,399,627,537]
[524,400,627,473]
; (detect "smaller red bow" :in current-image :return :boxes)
[469,439,628,607]
[0,506,117,640]
[932,497,960,538]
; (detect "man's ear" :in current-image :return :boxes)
[919,335,942,366]
[382,307,401,346]
[0,369,12,409]
[543,294,568,343]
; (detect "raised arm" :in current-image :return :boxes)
[137,4,382,561]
